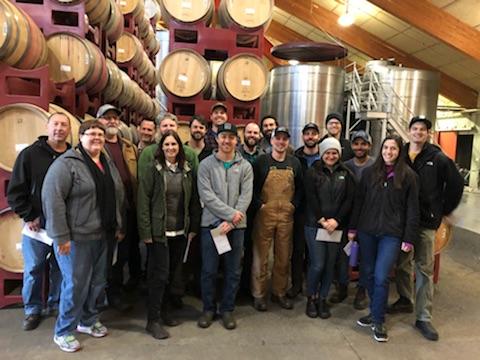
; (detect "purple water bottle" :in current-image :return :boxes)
[349,241,359,267]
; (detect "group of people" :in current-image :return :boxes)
[7,101,464,352]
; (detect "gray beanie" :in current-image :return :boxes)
[320,137,342,158]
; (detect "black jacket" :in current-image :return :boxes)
[404,143,464,230]
[350,165,420,245]
[7,136,70,226]
[304,161,356,229]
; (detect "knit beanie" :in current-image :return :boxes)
[325,112,344,126]
[320,137,342,158]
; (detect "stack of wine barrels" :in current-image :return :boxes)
[157,0,271,102]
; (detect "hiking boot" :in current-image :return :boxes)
[161,313,180,327]
[221,312,237,330]
[286,286,302,299]
[146,321,170,340]
[415,320,439,341]
[386,296,413,314]
[197,311,215,329]
[318,298,331,319]
[23,314,41,331]
[353,287,368,310]
[329,284,348,304]
[253,297,267,312]
[305,297,318,318]
[271,295,293,310]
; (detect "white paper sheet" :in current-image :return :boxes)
[210,226,232,255]
[22,224,54,246]
[343,240,353,256]
[316,228,343,243]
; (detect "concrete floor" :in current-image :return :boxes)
[1,249,480,360]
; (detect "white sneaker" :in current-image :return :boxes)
[76,321,108,338]
[53,334,81,352]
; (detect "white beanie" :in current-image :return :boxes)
[320,137,342,158]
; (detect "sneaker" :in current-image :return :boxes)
[329,284,348,304]
[373,323,389,342]
[415,320,439,341]
[353,287,368,310]
[357,314,373,328]
[23,314,41,331]
[76,321,108,338]
[386,296,413,314]
[53,334,81,352]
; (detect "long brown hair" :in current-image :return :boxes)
[370,135,407,189]
[154,130,186,169]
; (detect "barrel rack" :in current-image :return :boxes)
[165,8,265,125]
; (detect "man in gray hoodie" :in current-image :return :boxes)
[197,123,253,330]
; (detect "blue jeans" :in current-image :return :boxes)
[22,234,61,315]
[305,226,339,298]
[200,228,244,314]
[358,231,401,324]
[54,240,107,337]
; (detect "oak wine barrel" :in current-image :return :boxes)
[0,211,24,273]
[118,0,145,21]
[217,0,273,31]
[159,0,213,24]
[85,0,111,25]
[105,0,125,43]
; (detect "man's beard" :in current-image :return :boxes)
[191,131,204,141]
[245,137,258,147]
[304,140,317,149]
[106,127,119,137]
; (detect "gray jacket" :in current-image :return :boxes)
[42,148,124,245]
[197,151,253,228]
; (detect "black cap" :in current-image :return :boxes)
[302,122,320,133]
[409,115,432,130]
[272,126,290,138]
[325,112,344,125]
[217,122,237,136]
[351,130,372,144]
[211,102,227,113]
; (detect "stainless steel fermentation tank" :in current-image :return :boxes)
[261,64,345,149]
[364,60,440,151]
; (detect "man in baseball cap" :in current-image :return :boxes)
[321,112,354,161]
[204,102,229,150]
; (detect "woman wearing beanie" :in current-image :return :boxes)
[349,135,419,342]
[303,137,356,319]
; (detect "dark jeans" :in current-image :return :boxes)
[200,227,244,314]
[358,231,401,324]
[146,242,169,321]
[333,232,350,287]
[305,226,339,298]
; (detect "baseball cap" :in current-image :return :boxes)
[272,126,290,138]
[97,104,121,118]
[217,122,238,136]
[302,122,320,133]
[409,115,432,130]
[211,102,227,113]
[351,130,372,144]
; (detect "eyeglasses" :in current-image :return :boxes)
[82,132,105,138]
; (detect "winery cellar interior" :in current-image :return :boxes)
[1,0,480,358]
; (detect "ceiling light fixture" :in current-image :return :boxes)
[338,0,355,27]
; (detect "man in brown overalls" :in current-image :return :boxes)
[251,127,303,311]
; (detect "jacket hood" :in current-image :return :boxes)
[36,136,71,155]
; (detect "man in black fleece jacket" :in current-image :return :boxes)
[7,113,71,331]
[387,116,464,342]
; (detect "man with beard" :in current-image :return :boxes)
[185,115,212,162]
[239,122,264,165]
[288,123,321,299]
[251,127,302,311]
[204,102,228,150]
[97,104,138,311]
[7,113,71,330]
[344,130,375,310]
[137,119,157,155]
[238,122,265,296]
[258,115,278,153]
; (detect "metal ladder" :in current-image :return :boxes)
[345,62,415,143]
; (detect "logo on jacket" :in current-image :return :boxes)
[426,161,434,166]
